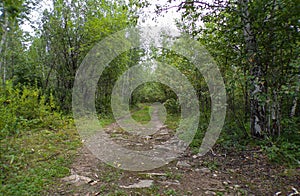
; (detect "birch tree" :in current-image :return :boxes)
[150,0,299,138]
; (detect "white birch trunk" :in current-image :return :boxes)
[290,68,300,117]
[240,0,266,137]
[0,14,9,84]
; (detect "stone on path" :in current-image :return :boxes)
[176,160,191,168]
[140,172,167,177]
[195,167,211,173]
[62,174,93,186]
[158,180,180,186]
[205,190,216,195]
[120,180,154,189]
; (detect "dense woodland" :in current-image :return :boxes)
[0,0,299,195]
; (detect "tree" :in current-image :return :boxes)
[146,0,299,138]
[0,0,36,85]
[36,0,138,111]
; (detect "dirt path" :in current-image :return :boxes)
[50,107,300,195]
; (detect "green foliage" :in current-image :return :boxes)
[217,115,300,167]
[131,82,171,104]
[0,81,80,195]
[164,189,177,196]
[0,82,63,139]
[96,49,142,115]
[164,113,180,130]
[98,114,115,127]
[172,0,299,137]
[165,171,182,180]
[0,82,81,195]
[218,119,251,151]
[164,98,179,114]
[262,117,300,166]
[0,82,81,194]
[36,0,137,111]
[0,1,299,194]
[262,141,300,166]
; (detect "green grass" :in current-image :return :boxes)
[164,112,180,130]
[1,106,170,195]
[130,103,180,129]
[0,122,81,195]
[131,104,152,124]
[98,115,116,127]
[165,171,182,180]
[0,84,83,195]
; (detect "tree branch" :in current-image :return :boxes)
[156,0,227,14]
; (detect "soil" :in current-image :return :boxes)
[48,108,300,196]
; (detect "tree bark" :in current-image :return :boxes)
[271,90,281,136]
[240,0,266,137]
[290,67,300,117]
[0,14,9,85]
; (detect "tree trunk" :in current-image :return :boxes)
[271,90,281,136]
[291,91,298,117]
[290,68,299,117]
[244,66,249,122]
[0,14,9,85]
[240,0,266,137]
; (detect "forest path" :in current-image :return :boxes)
[50,105,300,196]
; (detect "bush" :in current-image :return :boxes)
[164,98,179,114]
[262,117,300,167]
[0,82,63,139]
[262,141,300,166]
[0,81,80,195]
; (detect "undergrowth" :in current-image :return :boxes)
[261,117,300,167]
[0,82,81,195]
[218,113,300,167]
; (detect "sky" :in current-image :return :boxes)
[21,0,182,35]
[137,0,181,28]
[21,0,53,35]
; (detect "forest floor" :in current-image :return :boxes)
[48,106,300,196]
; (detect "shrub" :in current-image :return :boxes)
[164,98,179,114]
[0,82,63,139]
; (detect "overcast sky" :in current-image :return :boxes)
[137,0,181,28]
[21,0,181,35]
[21,0,52,34]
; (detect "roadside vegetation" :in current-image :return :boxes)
[0,0,299,195]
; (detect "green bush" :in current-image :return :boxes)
[262,117,300,167]
[0,81,81,195]
[164,98,179,114]
[262,141,300,166]
[0,82,63,139]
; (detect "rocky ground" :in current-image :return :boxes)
[48,108,300,195]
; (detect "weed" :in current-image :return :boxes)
[202,160,220,171]
[164,188,177,196]
[166,171,182,180]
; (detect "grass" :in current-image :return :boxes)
[164,113,180,130]
[0,119,81,195]
[130,103,180,129]
[98,115,116,127]
[165,171,182,180]
[0,112,120,195]
[131,104,152,124]
[164,189,178,196]
[1,103,168,195]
